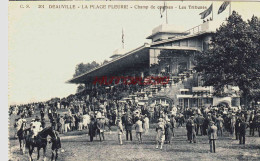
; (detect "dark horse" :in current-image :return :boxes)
[26,127,61,161]
[50,130,61,161]
[17,121,28,154]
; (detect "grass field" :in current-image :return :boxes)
[8,110,260,161]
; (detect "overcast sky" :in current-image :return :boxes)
[8,1,260,105]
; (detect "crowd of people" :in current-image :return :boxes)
[11,83,260,153]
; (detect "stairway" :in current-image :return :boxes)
[155,75,194,102]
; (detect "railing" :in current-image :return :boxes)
[184,25,202,35]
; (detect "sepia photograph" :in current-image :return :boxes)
[8,1,260,160]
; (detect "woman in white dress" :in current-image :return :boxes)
[156,118,165,149]
[143,115,149,135]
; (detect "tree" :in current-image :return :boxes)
[195,11,260,106]
[73,61,100,77]
[73,61,100,92]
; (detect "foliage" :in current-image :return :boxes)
[195,11,260,102]
[73,61,100,77]
[73,61,100,92]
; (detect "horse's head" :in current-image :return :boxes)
[38,127,54,138]
[39,127,60,142]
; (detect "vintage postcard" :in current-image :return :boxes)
[8,1,260,161]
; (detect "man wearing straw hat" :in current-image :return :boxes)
[97,115,105,141]
[208,121,218,153]
[156,118,165,149]
[117,119,124,145]
[134,117,143,143]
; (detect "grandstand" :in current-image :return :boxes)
[68,21,240,110]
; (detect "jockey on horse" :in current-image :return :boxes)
[28,116,43,143]
[16,114,27,135]
[16,114,27,154]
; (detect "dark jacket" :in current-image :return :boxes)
[196,116,205,125]
[186,119,195,132]
[239,122,248,135]
[125,115,133,131]
[89,120,96,135]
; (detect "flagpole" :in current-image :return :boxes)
[229,2,231,16]
[122,28,124,49]
[212,3,213,21]
[166,2,168,24]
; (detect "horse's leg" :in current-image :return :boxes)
[55,149,58,161]
[37,147,40,160]
[43,146,47,161]
[22,139,26,154]
[28,146,33,161]
[51,150,54,161]
[28,151,31,161]
[109,125,111,132]
[19,138,22,153]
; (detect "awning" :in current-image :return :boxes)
[68,44,202,84]
[67,44,150,84]
[177,95,193,98]
[150,46,199,51]
[192,86,212,92]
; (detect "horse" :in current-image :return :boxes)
[17,121,28,154]
[26,127,61,161]
[49,130,61,161]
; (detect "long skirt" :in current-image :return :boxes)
[156,130,165,143]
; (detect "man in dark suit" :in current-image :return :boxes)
[40,109,45,120]
[239,118,248,144]
[208,121,218,153]
[186,116,196,143]
[249,112,256,136]
[203,114,211,135]
[89,118,96,142]
[195,114,204,136]
[235,116,242,140]
[125,113,133,141]
[256,113,260,137]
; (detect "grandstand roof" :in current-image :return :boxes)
[67,25,212,84]
[67,44,150,84]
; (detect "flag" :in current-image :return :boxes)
[160,2,166,18]
[199,4,213,19]
[218,1,230,14]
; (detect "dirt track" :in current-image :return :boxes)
[8,113,260,161]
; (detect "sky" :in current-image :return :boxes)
[8,1,260,105]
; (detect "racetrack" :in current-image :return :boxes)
[8,111,260,161]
